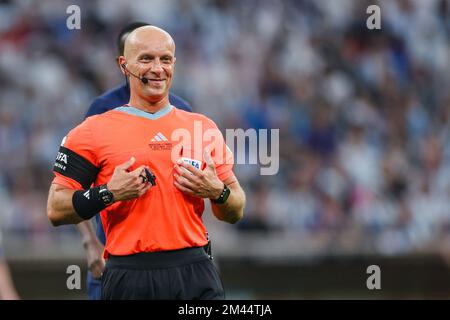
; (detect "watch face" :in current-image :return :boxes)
[99,186,114,205]
[101,193,113,204]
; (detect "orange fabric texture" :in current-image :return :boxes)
[52,106,235,257]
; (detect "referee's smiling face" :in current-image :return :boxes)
[121,26,176,103]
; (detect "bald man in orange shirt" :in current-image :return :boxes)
[47,26,246,300]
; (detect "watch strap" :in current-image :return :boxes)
[211,184,230,204]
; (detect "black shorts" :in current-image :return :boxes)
[101,247,225,300]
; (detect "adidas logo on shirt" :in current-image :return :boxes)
[151,132,169,142]
[149,132,172,151]
[83,190,90,199]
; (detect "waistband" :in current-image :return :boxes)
[106,247,209,269]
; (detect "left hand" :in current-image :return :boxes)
[173,150,224,199]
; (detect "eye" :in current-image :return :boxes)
[161,56,172,63]
[140,55,152,62]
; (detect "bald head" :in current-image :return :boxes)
[124,26,175,60]
[119,25,177,109]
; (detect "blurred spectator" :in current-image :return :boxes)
[2,0,450,256]
[0,231,19,300]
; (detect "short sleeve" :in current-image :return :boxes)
[203,118,235,183]
[52,120,99,190]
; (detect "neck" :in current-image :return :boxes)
[128,94,170,114]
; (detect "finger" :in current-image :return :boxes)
[174,173,196,189]
[204,149,215,169]
[130,165,147,176]
[174,163,194,178]
[138,173,148,184]
[174,165,201,186]
[137,179,151,190]
[138,182,153,196]
[138,167,156,185]
[116,157,135,171]
[130,174,144,187]
[174,180,196,195]
[176,160,202,176]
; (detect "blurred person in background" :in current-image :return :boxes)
[0,232,19,300]
[76,21,193,300]
[47,26,245,299]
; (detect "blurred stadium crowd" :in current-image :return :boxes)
[2,0,450,257]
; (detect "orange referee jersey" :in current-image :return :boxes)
[52,105,235,258]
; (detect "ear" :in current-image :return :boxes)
[118,56,127,75]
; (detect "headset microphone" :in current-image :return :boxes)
[140,77,148,84]
[121,64,148,84]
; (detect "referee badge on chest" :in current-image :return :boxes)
[181,157,202,170]
[176,145,204,172]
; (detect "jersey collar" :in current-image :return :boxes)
[115,104,173,120]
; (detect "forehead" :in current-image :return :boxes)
[131,35,175,57]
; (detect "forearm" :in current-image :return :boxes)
[47,183,84,226]
[76,219,105,278]
[76,220,98,247]
[211,181,245,224]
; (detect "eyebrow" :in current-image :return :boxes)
[138,52,173,59]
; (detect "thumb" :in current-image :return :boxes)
[116,156,135,171]
[204,149,215,169]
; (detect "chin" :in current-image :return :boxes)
[145,91,167,103]
[146,88,165,97]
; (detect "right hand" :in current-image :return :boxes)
[107,157,153,202]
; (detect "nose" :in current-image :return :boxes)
[150,59,163,74]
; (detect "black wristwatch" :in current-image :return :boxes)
[211,184,230,204]
[98,184,115,206]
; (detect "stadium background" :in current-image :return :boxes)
[2,0,450,299]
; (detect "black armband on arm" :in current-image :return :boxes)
[72,186,106,220]
[53,142,107,220]
[53,146,99,189]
